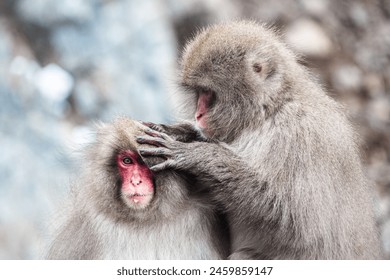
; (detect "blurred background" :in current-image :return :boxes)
[0,0,389,259]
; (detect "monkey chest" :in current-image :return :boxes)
[101,221,220,260]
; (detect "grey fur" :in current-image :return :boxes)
[138,21,381,259]
[46,118,229,260]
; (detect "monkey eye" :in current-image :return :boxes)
[122,157,133,165]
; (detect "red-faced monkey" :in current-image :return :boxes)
[46,118,229,259]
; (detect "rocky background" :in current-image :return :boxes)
[0,0,389,259]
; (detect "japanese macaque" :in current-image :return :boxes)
[137,21,381,259]
[46,118,229,260]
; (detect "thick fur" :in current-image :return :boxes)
[46,118,229,260]
[140,21,381,259]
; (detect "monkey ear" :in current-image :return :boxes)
[252,61,276,80]
[252,63,262,73]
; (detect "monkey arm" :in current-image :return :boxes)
[136,131,267,220]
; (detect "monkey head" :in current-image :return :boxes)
[84,118,160,218]
[179,21,297,142]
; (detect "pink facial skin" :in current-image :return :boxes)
[195,90,213,130]
[117,150,154,210]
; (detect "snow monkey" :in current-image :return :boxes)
[137,21,381,259]
[46,118,229,259]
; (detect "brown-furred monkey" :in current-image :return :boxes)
[46,118,229,260]
[137,21,381,259]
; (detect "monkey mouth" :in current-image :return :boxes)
[195,90,214,129]
[125,193,153,204]
[127,193,151,198]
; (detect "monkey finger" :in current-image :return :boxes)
[139,148,172,158]
[144,129,173,141]
[141,121,157,128]
[144,128,163,138]
[141,122,166,133]
[150,160,176,172]
[136,136,167,147]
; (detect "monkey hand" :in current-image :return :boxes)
[141,121,209,143]
[136,128,215,173]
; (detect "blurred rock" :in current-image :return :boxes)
[363,73,385,98]
[73,80,102,119]
[16,0,95,26]
[285,19,333,58]
[349,1,369,27]
[368,96,390,124]
[331,64,362,92]
[34,64,74,116]
[300,0,329,16]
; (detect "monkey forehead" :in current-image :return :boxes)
[97,117,153,150]
[181,21,279,83]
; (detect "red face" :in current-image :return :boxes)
[195,90,213,134]
[117,150,154,210]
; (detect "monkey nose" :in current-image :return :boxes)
[132,179,142,185]
[131,172,142,185]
